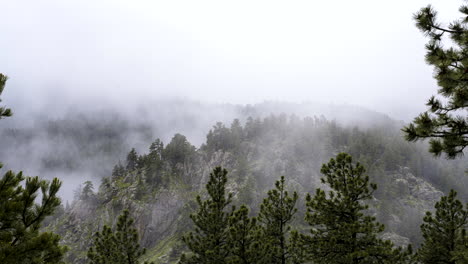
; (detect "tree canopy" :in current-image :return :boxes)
[403,3,468,158]
[87,209,153,264]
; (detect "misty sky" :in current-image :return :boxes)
[1,0,461,120]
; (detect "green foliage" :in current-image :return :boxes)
[203,120,244,155]
[403,3,468,158]
[0,74,66,263]
[126,148,139,171]
[112,162,125,179]
[180,167,233,264]
[0,73,12,119]
[303,153,408,263]
[227,205,266,264]
[258,176,298,264]
[144,139,165,186]
[0,168,67,263]
[87,209,153,264]
[418,190,468,264]
[81,180,95,201]
[164,134,196,168]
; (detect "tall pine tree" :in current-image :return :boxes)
[403,2,468,158]
[258,176,298,264]
[303,153,408,264]
[227,205,266,264]
[180,167,233,264]
[87,209,152,264]
[418,190,467,264]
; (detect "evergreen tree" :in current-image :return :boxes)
[81,180,95,201]
[258,176,298,264]
[180,167,233,264]
[0,73,66,263]
[126,148,139,171]
[164,133,196,168]
[418,190,467,264]
[145,139,165,186]
[304,153,407,264]
[88,209,152,264]
[0,171,67,263]
[227,205,266,264]
[149,139,164,156]
[403,2,468,158]
[0,73,12,119]
[112,162,125,178]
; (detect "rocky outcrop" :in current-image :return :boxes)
[381,232,411,248]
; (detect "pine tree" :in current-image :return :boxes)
[180,167,233,264]
[112,162,125,178]
[0,172,67,263]
[0,73,66,263]
[87,209,153,264]
[258,176,298,264]
[81,180,95,201]
[126,148,139,171]
[304,153,408,264]
[0,74,12,119]
[418,190,468,264]
[227,205,266,264]
[403,3,468,158]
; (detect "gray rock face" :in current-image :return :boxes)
[381,167,445,245]
[395,167,443,210]
[381,232,411,248]
[140,189,185,247]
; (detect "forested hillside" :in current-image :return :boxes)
[42,114,466,263]
[3,0,468,263]
[0,101,401,201]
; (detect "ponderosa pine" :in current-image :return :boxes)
[227,205,266,264]
[403,2,468,158]
[303,153,410,264]
[258,176,298,264]
[180,167,233,264]
[418,190,468,264]
[87,209,152,264]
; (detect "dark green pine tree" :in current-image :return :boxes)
[180,167,233,264]
[418,190,468,264]
[258,176,298,264]
[227,205,267,264]
[304,153,408,264]
[0,74,12,119]
[0,73,67,264]
[0,172,67,263]
[112,162,125,179]
[403,3,468,158]
[126,148,139,171]
[81,180,95,201]
[88,209,153,264]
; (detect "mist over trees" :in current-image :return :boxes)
[0,74,67,263]
[1,0,468,263]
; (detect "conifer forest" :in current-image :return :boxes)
[2,1,468,263]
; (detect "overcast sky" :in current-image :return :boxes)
[0,0,462,120]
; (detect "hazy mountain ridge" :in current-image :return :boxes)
[0,101,399,201]
[39,109,467,263]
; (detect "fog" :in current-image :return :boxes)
[0,0,462,121]
[0,0,464,201]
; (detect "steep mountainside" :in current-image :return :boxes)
[44,115,467,263]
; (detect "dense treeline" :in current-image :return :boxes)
[47,114,463,263]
